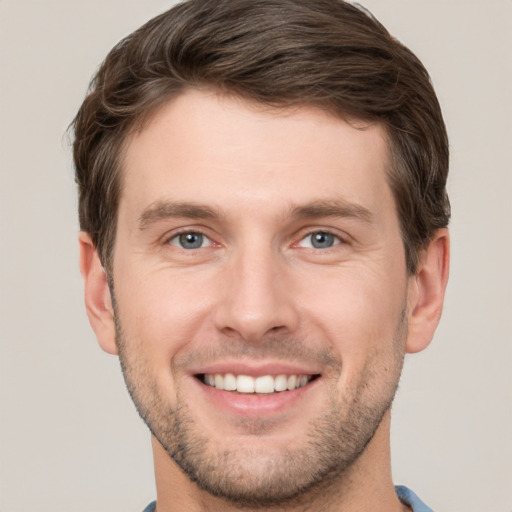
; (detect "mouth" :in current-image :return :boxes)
[197,372,320,394]
[190,365,324,418]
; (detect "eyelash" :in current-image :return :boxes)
[296,231,343,250]
[166,230,214,250]
[165,229,345,251]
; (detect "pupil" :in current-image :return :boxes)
[180,233,203,249]
[312,232,333,248]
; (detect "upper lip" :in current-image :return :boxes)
[189,361,322,377]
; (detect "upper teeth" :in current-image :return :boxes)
[204,373,311,394]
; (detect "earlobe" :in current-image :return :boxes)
[78,232,118,355]
[406,229,450,354]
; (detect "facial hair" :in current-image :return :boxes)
[113,294,407,509]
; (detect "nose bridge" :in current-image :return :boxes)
[213,238,298,341]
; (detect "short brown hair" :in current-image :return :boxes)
[72,0,450,274]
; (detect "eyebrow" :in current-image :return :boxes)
[138,200,220,230]
[137,198,373,230]
[289,200,374,224]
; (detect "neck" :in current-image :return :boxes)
[150,411,408,512]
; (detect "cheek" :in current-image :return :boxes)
[114,267,215,371]
[296,265,407,366]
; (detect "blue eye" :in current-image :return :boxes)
[170,232,210,249]
[299,232,340,249]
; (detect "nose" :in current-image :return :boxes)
[212,246,299,343]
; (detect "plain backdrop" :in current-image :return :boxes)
[1,1,511,511]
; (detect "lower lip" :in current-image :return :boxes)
[192,377,320,417]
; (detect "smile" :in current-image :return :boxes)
[200,373,317,394]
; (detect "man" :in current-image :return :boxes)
[72,0,450,510]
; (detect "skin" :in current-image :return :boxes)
[80,89,449,511]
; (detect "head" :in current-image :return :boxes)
[74,0,450,508]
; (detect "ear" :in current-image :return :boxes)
[78,232,118,355]
[406,228,450,354]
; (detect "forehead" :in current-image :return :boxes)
[119,89,393,224]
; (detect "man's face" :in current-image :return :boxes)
[110,90,413,505]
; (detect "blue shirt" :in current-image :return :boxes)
[142,485,433,511]
[395,485,434,511]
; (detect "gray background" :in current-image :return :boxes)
[1,1,511,511]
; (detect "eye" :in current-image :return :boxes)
[169,232,212,249]
[298,231,341,249]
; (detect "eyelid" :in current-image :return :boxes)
[163,227,217,248]
[297,231,341,249]
[170,233,212,249]
[293,227,349,247]
[160,225,350,250]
